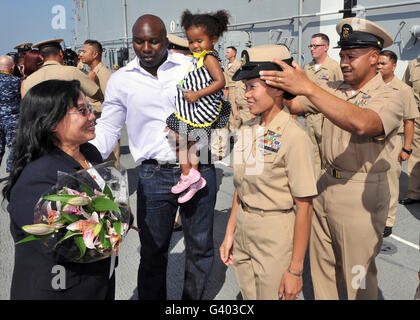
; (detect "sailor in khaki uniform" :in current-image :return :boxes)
[224,46,242,131]
[261,18,403,300]
[220,45,317,300]
[209,47,243,161]
[79,40,118,167]
[79,40,112,116]
[287,33,343,177]
[399,57,420,205]
[23,39,102,102]
[377,50,419,237]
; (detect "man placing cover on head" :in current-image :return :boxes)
[260,18,403,300]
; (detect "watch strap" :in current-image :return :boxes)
[402,147,413,155]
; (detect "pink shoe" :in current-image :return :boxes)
[171,168,201,194]
[178,177,207,203]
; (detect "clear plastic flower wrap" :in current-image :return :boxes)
[18,161,132,263]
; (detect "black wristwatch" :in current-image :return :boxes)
[402,147,413,155]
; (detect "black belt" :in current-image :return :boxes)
[141,159,180,169]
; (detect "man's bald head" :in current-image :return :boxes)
[0,55,14,72]
[132,14,167,37]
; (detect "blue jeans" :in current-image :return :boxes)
[136,163,216,300]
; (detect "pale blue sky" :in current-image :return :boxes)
[1,0,75,55]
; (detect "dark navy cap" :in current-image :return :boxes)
[335,18,393,50]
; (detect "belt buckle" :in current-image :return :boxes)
[242,202,249,212]
[161,162,180,169]
[332,168,342,179]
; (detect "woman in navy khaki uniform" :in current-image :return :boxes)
[219,45,318,300]
[3,80,115,299]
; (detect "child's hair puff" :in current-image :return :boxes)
[181,9,230,39]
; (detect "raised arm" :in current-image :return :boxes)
[260,60,385,137]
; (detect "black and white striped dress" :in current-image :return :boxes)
[166,51,231,142]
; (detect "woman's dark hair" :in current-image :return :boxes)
[181,9,230,39]
[23,50,43,77]
[3,80,81,201]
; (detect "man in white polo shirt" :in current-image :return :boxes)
[91,14,217,300]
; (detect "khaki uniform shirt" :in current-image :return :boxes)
[402,58,420,107]
[302,73,403,173]
[299,56,343,112]
[224,59,241,89]
[235,80,247,106]
[88,62,112,112]
[23,60,99,97]
[233,110,318,211]
[387,76,419,134]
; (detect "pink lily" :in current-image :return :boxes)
[66,212,101,249]
[106,221,122,252]
[46,202,61,224]
[63,204,82,215]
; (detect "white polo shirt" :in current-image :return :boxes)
[91,51,192,163]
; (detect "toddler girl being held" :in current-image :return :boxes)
[166,9,231,203]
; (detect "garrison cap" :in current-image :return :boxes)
[33,38,64,51]
[336,18,393,50]
[233,44,295,100]
[13,42,32,52]
[167,34,189,49]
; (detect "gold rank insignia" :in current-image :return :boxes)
[342,24,353,39]
[241,51,249,66]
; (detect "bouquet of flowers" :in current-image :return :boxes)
[17,162,132,263]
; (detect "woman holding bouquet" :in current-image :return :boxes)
[3,80,115,300]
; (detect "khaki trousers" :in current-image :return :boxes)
[306,113,323,178]
[386,135,403,227]
[233,205,295,300]
[310,170,389,300]
[407,117,420,199]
